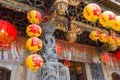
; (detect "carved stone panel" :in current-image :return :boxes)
[41,22,58,62]
[89,63,105,80]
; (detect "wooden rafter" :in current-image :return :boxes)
[0,0,41,12]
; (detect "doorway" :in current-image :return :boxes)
[59,60,86,80]
[0,67,11,80]
[112,72,120,80]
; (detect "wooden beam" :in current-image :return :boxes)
[0,0,41,13]
[55,17,109,34]
[72,21,109,34]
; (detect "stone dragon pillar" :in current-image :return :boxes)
[40,22,70,80]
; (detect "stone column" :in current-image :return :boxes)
[11,63,25,80]
[39,22,70,80]
[84,63,92,80]
[26,69,37,80]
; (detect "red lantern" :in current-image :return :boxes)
[115,50,120,60]
[0,20,17,44]
[100,53,111,62]
[56,44,62,55]
[64,61,71,67]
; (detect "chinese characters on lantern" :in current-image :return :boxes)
[25,10,43,72]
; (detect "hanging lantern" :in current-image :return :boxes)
[56,44,62,55]
[99,33,108,43]
[25,37,42,52]
[112,16,120,31]
[27,10,42,24]
[99,11,116,28]
[26,24,42,37]
[116,38,120,46]
[107,36,117,44]
[0,20,17,44]
[25,54,43,72]
[83,3,101,22]
[100,53,111,63]
[89,31,100,41]
[115,50,120,60]
[64,60,71,67]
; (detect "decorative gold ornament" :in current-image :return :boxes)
[67,23,84,43]
[68,0,81,6]
[55,0,68,4]
[54,0,68,15]
[54,0,81,15]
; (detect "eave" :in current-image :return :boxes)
[0,0,41,12]
[93,0,120,14]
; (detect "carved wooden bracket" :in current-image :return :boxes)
[55,20,67,32]
[66,23,84,43]
[97,44,118,54]
[55,0,81,6]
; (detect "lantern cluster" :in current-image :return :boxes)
[89,31,120,46]
[25,10,43,72]
[83,3,120,31]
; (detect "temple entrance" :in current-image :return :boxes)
[59,60,86,80]
[112,72,120,80]
[0,67,11,80]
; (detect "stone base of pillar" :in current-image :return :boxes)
[40,62,70,80]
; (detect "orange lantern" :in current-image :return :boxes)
[83,3,101,22]
[26,24,42,37]
[112,16,120,31]
[107,36,117,44]
[89,31,100,41]
[0,20,17,44]
[25,37,42,52]
[27,10,42,24]
[100,53,111,63]
[64,61,71,67]
[25,54,43,72]
[99,11,116,28]
[99,33,108,43]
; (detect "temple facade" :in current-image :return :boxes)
[0,0,120,80]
